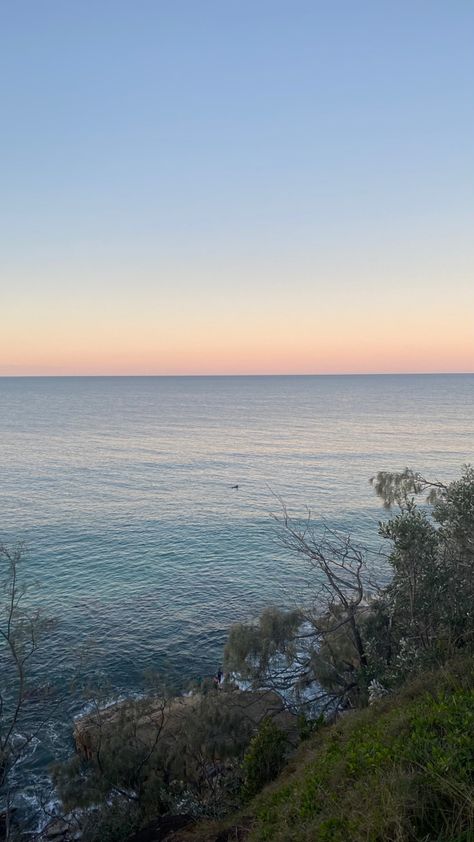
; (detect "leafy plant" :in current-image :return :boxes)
[241,717,288,800]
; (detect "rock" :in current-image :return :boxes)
[73,688,295,761]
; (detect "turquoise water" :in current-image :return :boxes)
[1,374,473,821]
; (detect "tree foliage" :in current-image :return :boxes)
[53,684,287,838]
[225,466,474,711]
[225,517,377,710]
[241,717,288,800]
[0,544,56,839]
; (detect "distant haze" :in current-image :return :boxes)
[1,2,473,375]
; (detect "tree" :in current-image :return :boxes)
[374,464,474,665]
[225,466,474,713]
[53,691,171,840]
[0,544,55,839]
[225,512,378,712]
[53,682,285,837]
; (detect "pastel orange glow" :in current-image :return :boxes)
[2,269,473,375]
[2,3,473,376]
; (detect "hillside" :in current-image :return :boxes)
[167,655,474,842]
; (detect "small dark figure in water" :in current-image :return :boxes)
[231,484,239,489]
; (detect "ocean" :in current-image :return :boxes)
[0,373,473,823]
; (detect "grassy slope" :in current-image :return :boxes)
[181,656,474,842]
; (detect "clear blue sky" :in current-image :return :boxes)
[1,2,473,374]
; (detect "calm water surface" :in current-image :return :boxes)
[0,374,473,820]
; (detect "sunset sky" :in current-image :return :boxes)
[1,1,473,376]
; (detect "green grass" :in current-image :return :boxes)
[245,656,474,842]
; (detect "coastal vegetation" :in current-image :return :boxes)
[1,465,473,841]
[210,654,474,842]
[0,544,58,840]
[225,466,474,710]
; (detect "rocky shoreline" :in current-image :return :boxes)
[32,684,295,842]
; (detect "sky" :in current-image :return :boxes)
[1,1,473,376]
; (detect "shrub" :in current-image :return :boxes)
[241,718,288,800]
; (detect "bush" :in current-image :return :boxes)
[241,718,288,800]
[297,712,324,741]
[225,466,474,714]
[80,801,141,842]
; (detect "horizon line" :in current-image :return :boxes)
[1,371,473,379]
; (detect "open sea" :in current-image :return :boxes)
[1,373,473,823]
